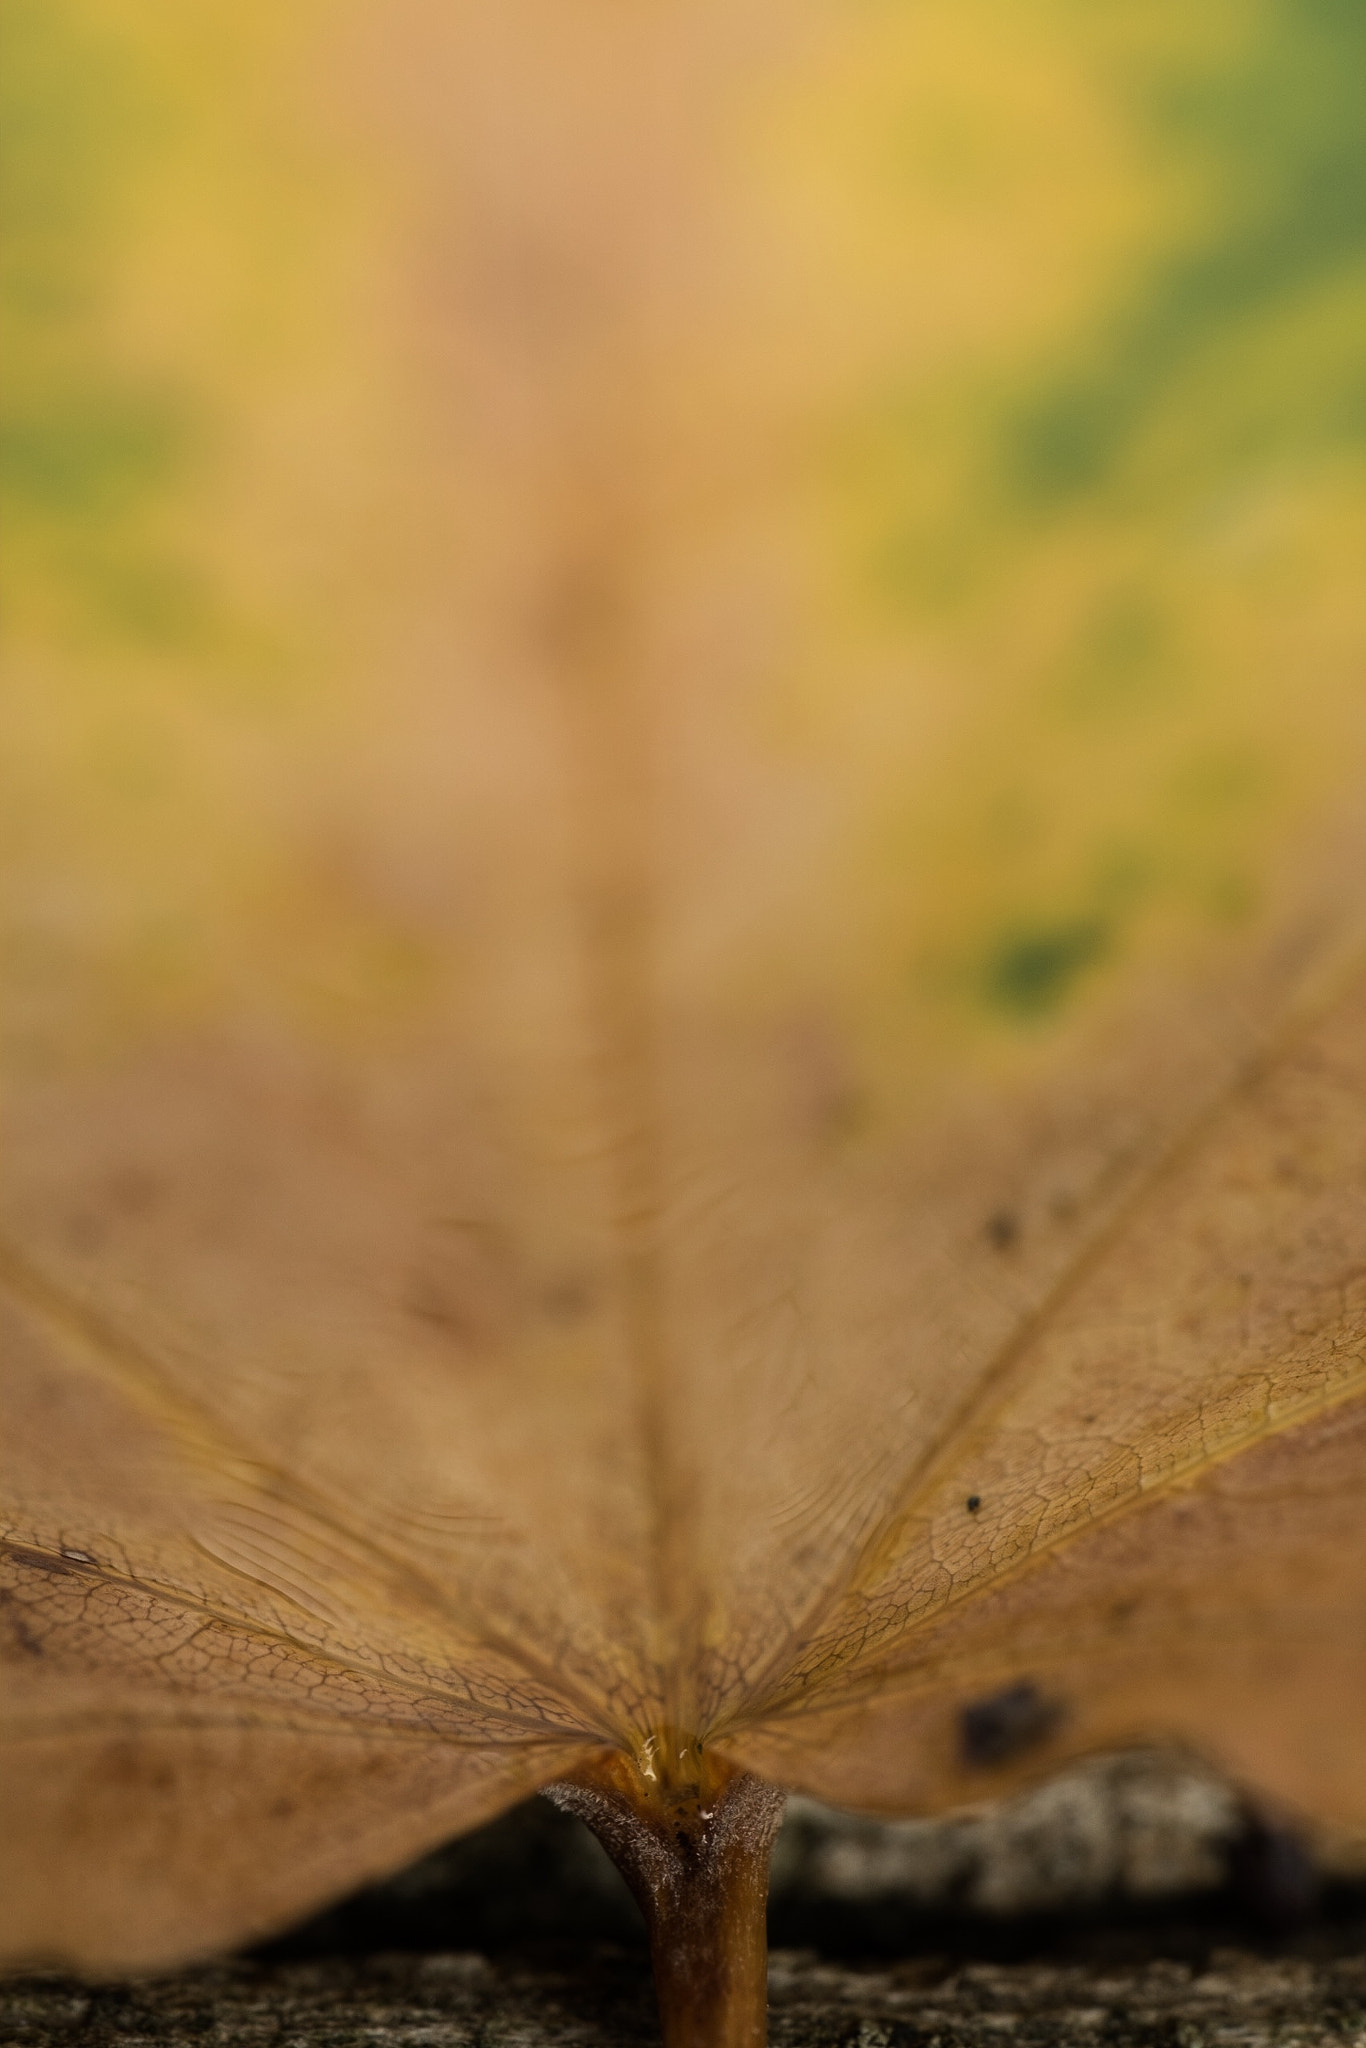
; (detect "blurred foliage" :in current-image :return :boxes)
[821,0,1366,1038]
[0,0,200,647]
[3,0,1364,1046]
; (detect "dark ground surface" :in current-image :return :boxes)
[7,1760,1366,2045]
[9,1925,1366,2047]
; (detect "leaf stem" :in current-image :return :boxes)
[545,1742,786,2048]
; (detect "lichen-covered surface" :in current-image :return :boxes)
[8,1941,1366,2048]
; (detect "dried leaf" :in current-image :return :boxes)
[4,0,1366,2030]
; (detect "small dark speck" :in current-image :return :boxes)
[984,1210,1019,1252]
[960,1679,1064,1768]
[965,1495,982,1514]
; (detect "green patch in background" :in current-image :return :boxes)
[980,913,1111,1020]
[0,0,215,653]
[1,387,186,519]
[851,0,1366,1052]
[1010,0,1366,507]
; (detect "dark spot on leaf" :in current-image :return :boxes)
[965,1495,982,1514]
[959,1680,1064,1768]
[3,1544,76,1576]
[0,1591,44,1658]
[983,918,1108,1019]
[984,1209,1019,1251]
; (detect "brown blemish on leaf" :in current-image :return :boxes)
[984,1210,1019,1251]
[959,1681,1065,1769]
[4,1546,81,1578]
[0,1591,45,1658]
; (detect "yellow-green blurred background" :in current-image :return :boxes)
[4,0,1366,1059]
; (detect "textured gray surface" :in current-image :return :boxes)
[773,1752,1246,1918]
[7,1946,1366,2047]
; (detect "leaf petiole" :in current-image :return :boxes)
[546,1742,786,2048]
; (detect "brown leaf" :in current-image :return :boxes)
[4,0,1366,2031]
